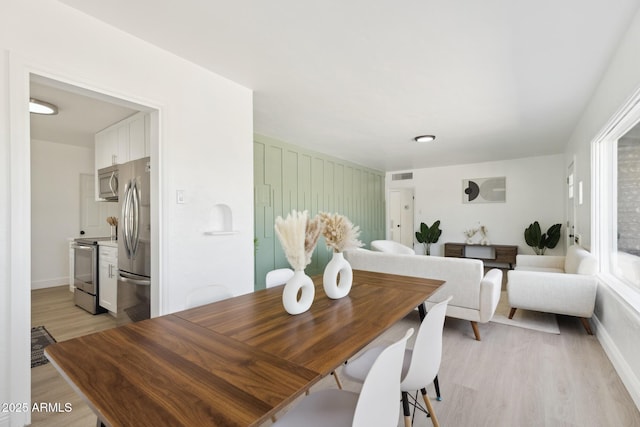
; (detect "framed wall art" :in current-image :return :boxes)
[462,176,506,203]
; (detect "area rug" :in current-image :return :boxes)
[31,326,56,368]
[491,292,560,334]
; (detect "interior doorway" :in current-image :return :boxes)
[27,72,160,425]
[388,188,414,248]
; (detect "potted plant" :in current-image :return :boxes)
[415,220,442,255]
[524,221,562,255]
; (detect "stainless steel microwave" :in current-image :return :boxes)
[98,164,119,200]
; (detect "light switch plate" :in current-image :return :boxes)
[176,190,185,204]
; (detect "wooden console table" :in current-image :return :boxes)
[444,242,518,269]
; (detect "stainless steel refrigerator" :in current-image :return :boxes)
[116,157,151,325]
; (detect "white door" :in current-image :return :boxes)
[80,173,118,237]
[567,161,577,248]
[388,188,414,247]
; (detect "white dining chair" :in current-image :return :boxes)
[343,297,451,427]
[265,268,294,288]
[185,285,233,309]
[272,328,414,427]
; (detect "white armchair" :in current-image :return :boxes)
[507,245,598,334]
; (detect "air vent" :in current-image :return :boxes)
[392,172,413,181]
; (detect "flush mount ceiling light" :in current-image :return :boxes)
[29,98,58,115]
[414,135,436,143]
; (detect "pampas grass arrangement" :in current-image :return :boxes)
[274,210,323,271]
[318,212,363,253]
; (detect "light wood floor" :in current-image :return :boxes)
[31,285,640,427]
[31,286,116,427]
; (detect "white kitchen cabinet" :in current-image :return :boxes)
[95,111,150,200]
[129,113,146,161]
[99,245,118,313]
[117,125,131,165]
[144,112,151,157]
[95,126,119,170]
[68,240,75,292]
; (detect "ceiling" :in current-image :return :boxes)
[49,0,640,171]
[30,77,139,147]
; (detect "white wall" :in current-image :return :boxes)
[0,49,11,427]
[564,7,640,410]
[387,154,565,258]
[1,1,254,426]
[30,140,94,289]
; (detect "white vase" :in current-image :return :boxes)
[323,252,353,299]
[282,270,315,315]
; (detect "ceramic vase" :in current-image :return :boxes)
[282,270,315,315]
[323,252,353,299]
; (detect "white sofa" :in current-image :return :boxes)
[345,248,503,340]
[370,239,415,255]
[507,245,598,334]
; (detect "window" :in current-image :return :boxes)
[593,90,640,308]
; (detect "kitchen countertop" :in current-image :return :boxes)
[98,240,118,248]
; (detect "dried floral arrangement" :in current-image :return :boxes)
[464,227,478,241]
[464,224,490,245]
[274,210,323,271]
[318,212,363,253]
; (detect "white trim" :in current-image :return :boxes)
[589,84,640,415]
[592,85,640,308]
[31,277,69,290]
[597,273,640,315]
[9,50,33,427]
[593,313,640,411]
[8,51,165,427]
[590,86,640,146]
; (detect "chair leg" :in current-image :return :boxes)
[433,375,442,401]
[418,303,427,321]
[331,370,343,389]
[402,392,412,427]
[470,321,481,341]
[508,307,517,319]
[580,317,594,335]
[421,388,440,427]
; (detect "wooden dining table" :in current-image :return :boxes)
[45,270,444,427]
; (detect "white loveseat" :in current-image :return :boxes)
[345,248,503,340]
[507,245,598,334]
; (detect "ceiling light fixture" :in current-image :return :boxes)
[29,98,58,115]
[414,135,436,143]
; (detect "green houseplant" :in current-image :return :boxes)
[415,220,442,255]
[524,221,562,255]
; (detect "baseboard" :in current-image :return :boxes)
[0,412,30,427]
[31,277,69,290]
[593,314,640,411]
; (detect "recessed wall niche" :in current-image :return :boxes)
[204,203,237,235]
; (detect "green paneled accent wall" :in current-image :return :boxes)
[254,134,385,289]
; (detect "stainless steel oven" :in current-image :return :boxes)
[73,238,108,314]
